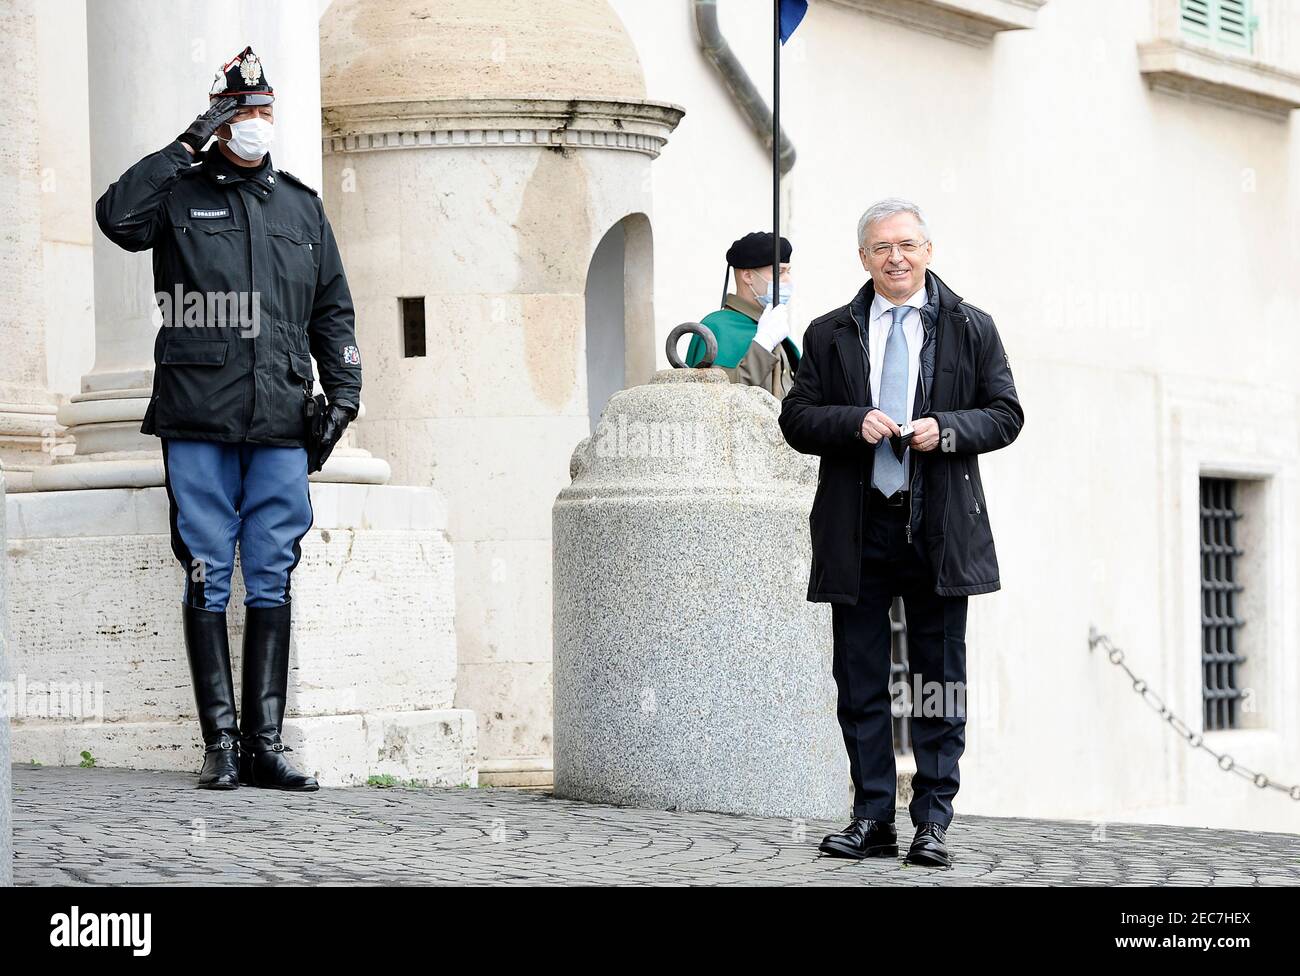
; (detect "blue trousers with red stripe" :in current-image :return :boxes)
[161,439,314,612]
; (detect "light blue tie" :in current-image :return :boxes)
[872,305,911,496]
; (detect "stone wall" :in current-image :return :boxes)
[6,483,476,787]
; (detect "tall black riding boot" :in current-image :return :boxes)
[182,604,240,789]
[238,601,319,791]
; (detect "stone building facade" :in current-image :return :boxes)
[2,0,1297,832]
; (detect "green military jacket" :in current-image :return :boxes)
[685,293,800,399]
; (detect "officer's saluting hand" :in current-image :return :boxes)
[178,95,239,155]
[95,45,364,795]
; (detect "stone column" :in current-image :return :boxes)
[34,0,386,490]
[0,0,60,492]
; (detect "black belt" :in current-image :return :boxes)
[869,487,909,509]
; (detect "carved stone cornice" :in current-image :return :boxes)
[824,0,1048,46]
[322,97,685,158]
[1138,38,1300,121]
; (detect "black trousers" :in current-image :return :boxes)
[830,492,968,828]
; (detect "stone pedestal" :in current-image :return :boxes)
[0,472,11,887]
[552,368,847,819]
[6,483,476,787]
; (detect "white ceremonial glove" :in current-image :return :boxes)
[752,303,791,352]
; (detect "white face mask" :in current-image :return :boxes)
[223,117,274,161]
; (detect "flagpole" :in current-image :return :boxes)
[772,0,781,302]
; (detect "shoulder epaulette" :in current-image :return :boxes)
[277,169,318,196]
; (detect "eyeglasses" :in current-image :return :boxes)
[865,240,929,258]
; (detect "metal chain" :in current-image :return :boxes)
[1089,626,1300,802]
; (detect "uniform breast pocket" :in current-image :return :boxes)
[266,220,321,285]
[170,216,246,298]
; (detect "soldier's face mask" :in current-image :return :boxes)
[748,271,793,309]
[223,117,274,161]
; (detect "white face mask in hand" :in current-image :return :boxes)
[222,117,274,160]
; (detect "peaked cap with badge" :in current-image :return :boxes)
[209,45,275,106]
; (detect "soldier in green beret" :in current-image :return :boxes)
[685,232,800,398]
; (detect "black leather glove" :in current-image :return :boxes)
[320,403,354,453]
[178,96,239,153]
[310,402,354,473]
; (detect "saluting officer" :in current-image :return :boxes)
[95,46,360,791]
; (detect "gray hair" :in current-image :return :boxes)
[857,198,929,247]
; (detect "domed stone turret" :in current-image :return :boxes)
[317,0,682,785]
[321,0,646,108]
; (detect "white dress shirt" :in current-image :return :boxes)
[868,285,926,483]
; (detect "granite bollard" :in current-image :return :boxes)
[553,362,848,819]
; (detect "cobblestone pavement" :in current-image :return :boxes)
[10,765,1300,886]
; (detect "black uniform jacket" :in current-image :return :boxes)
[95,141,361,446]
[779,270,1024,601]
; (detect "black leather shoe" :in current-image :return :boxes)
[904,822,952,867]
[818,818,898,859]
[182,604,240,790]
[238,601,318,791]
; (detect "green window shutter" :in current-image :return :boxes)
[1180,0,1212,40]
[1181,0,1257,55]
[1216,0,1255,53]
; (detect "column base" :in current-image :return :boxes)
[40,389,390,488]
[309,447,392,484]
[31,448,391,490]
[32,450,164,490]
[0,400,63,493]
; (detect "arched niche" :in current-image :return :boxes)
[583,213,655,432]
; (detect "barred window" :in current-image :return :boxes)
[1200,477,1246,731]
